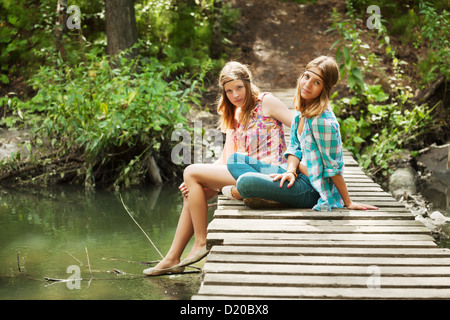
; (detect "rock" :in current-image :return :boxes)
[429,211,450,226]
[389,167,417,198]
[417,143,449,174]
[415,215,438,230]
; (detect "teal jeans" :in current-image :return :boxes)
[227,153,320,208]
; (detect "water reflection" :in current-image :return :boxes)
[0,184,213,300]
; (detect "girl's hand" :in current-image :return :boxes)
[178,182,189,198]
[346,201,378,211]
[269,172,296,189]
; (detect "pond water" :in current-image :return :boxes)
[0,184,214,300]
[1,176,449,300]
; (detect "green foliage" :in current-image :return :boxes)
[329,2,439,177]
[135,0,239,74]
[417,1,450,84]
[1,0,238,90]
[328,8,366,94]
[0,0,105,86]
[1,46,205,189]
[346,0,449,86]
[334,88,433,175]
[0,0,240,188]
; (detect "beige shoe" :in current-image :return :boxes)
[178,245,209,267]
[221,185,236,200]
[143,265,185,276]
[221,185,242,200]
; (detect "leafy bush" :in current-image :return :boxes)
[328,8,366,94]
[0,47,205,189]
[334,85,433,175]
[417,1,450,85]
[329,2,438,178]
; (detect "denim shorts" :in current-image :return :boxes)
[227,153,320,208]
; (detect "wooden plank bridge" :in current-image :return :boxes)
[192,89,450,300]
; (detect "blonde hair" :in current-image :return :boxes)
[294,56,339,118]
[217,61,260,132]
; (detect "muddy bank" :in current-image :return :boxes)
[0,128,31,160]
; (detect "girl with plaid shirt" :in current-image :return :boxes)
[225,56,378,211]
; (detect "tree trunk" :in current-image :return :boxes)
[211,0,223,59]
[105,0,138,59]
[55,0,68,57]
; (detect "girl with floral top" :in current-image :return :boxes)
[143,61,292,276]
[225,56,378,211]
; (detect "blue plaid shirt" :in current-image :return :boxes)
[284,109,345,211]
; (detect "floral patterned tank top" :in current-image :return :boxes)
[232,93,287,166]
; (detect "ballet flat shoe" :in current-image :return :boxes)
[221,185,237,200]
[178,246,209,267]
[143,265,185,276]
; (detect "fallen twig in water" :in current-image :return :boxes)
[66,251,84,266]
[108,269,128,275]
[85,246,93,286]
[119,193,164,259]
[107,258,160,265]
[17,252,23,274]
[45,277,83,283]
[85,247,93,278]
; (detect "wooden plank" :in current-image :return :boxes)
[219,239,437,248]
[218,198,406,206]
[203,262,450,276]
[196,285,450,299]
[202,273,450,288]
[208,224,428,234]
[219,195,399,204]
[210,245,450,257]
[207,219,429,234]
[207,232,437,243]
[206,253,450,266]
[208,254,450,266]
[347,191,396,197]
[216,205,411,213]
[209,217,424,226]
[346,186,384,192]
[345,182,389,187]
[212,208,415,220]
[350,196,398,202]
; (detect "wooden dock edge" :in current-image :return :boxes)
[192,89,450,300]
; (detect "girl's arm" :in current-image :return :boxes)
[215,129,235,165]
[331,174,378,210]
[261,94,293,127]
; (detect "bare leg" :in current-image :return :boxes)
[151,164,235,270]
[182,164,235,259]
[151,197,194,270]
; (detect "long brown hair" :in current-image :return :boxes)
[217,61,260,132]
[293,56,339,118]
